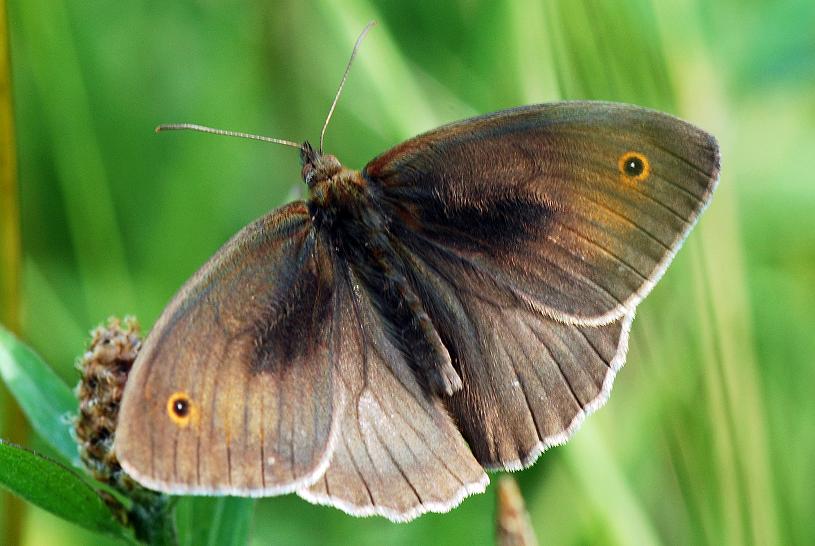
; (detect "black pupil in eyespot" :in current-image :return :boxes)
[624,156,644,176]
[173,399,189,417]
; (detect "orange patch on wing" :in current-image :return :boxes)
[166,391,198,428]
[617,151,651,183]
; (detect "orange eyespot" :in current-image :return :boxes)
[618,151,650,182]
[166,391,196,427]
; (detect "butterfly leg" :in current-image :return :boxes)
[385,267,462,396]
[343,230,462,395]
[330,179,463,396]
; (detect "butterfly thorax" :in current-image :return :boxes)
[299,143,464,396]
[304,165,368,233]
[299,143,387,243]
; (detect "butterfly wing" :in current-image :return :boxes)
[299,263,488,521]
[364,101,720,324]
[396,242,634,469]
[116,202,342,495]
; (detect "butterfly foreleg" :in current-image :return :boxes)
[379,259,463,396]
[328,180,463,397]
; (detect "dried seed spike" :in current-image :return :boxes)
[496,476,538,546]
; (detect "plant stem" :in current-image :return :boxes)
[0,0,19,331]
[0,0,28,544]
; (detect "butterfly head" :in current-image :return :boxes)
[300,141,342,189]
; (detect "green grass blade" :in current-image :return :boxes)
[13,0,133,317]
[314,0,475,140]
[0,0,27,541]
[0,325,79,467]
[175,497,254,546]
[20,260,87,378]
[0,440,125,538]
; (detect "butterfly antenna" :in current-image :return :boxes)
[155,123,303,150]
[319,20,376,153]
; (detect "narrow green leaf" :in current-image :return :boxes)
[0,324,79,467]
[0,440,124,537]
[176,497,254,546]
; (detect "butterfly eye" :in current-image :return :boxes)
[302,163,316,186]
[166,392,195,427]
[618,151,650,181]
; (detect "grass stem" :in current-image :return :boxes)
[0,0,29,543]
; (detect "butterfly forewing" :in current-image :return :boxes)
[116,202,341,495]
[365,101,720,324]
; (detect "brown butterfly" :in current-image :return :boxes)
[116,23,719,522]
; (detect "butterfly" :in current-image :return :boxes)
[116,23,719,522]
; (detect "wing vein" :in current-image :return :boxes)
[368,416,424,505]
[389,400,468,487]
[526,323,584,410]
[574,326,612,369]
[342,432,376,507]
[502,325,545,442]
[565,190,672,251]
[407,226,627,310]
[550,217,649,281]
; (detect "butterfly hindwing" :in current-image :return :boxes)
[299,262,488,521]
[396,241,634,469]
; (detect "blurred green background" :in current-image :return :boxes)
[1,0,813,544]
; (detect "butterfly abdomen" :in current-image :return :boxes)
[320,172,463,396]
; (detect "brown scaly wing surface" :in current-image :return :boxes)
[299,262,488,521]
[396,241,635,470]
[365,101,720,325]
[116,202,342,495]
